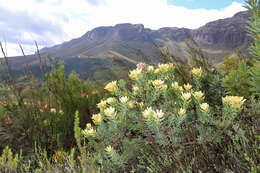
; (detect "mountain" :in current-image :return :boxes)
[192,11,250,61]
[192,11,249,48]
[4,11,251,81]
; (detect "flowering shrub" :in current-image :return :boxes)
[0,2,258,172]
[73,63,251,172]
[0,63,102,154]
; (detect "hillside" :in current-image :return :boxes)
[4,11,250,81]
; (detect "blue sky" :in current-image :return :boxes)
[168,0,245,9]
[0,0,246,57]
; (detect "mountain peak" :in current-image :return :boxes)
[40,11,251,63]
[115,23,144,29]
[233,11,249,18]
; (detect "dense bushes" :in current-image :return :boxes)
[0,0,259,172]
[0,62,102,155]
[0,60,259,172]
[73,63,258,172]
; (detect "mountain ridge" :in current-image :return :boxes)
[3,11,251,81]
[40,11,249,62]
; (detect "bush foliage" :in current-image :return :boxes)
[0,0,259,172]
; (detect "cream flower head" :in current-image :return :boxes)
[129,68,142,80]
[172,82,183,92]
[147,65,154,72]
[104,107,116,118]
[158,64,170,72]
[142,107,154,119]
[200,103,209,112]
[181,92,191,101]
[104,81,118,93]
[92,113,102,125]
[86,123,92,129]
[193,91,204,101]
[191,67,202,77]
[171,82,179,89]
[222,96,246,109]
[152,80,167,90]
[106,97,116,104]
[133,86,139,92]
[178,108,186,116]
[105,145,113,153]
[82,126,96,138]
[119,96,129,104]
[97,100,107,110]
[184,83,192,91]
[128,101,135,108]
[153,109,164,121]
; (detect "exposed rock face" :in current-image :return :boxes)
[191,11,250,49]
[82,23,147,41]
[155,27,192,42]
[84,26,113,40]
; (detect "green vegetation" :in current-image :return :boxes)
[0,1,259,172]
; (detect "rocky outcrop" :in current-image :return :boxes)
[155,27,192,42]
[191,11,250,49]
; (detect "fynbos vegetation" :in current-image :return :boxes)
[0,0,259,172]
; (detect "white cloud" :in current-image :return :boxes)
[84,0,246,30]
[0,0,246,57]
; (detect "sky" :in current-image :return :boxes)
[168,0,245,9]
[0,0,247,57]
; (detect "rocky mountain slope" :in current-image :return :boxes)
[5,11,251,81]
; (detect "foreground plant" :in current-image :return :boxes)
[72,62,253,172]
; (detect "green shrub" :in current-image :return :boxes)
[0,146,21,172]
[0,1,259,172]
[45,62,101,149]
[74,63,254,172]
[222,61,253,97]
[250,63,260,96]
[245,0,260,60]
[0,62,102,154]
